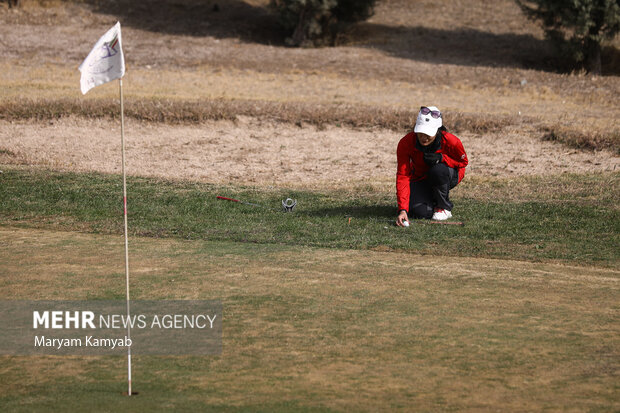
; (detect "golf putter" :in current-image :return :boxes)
[417,220,464,226]
[381,218,464,227]
[216,196,297,213]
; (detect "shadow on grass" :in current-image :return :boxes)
[79,0,620,75]
[79,0,554,72]
[82,0,284,45]
[348,22,564,73]
[304,204,395,220]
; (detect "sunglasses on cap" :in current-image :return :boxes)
[420,106,441,119]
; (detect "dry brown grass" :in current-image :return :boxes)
[4,96,619,153]
[0,97,515,133]
[3,116,617,191]
[543,126,620,154]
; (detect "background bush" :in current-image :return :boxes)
[270,0,376,47]
[516,0,620,73]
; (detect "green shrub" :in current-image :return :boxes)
[516,0,620,74]
[270,0,376,46]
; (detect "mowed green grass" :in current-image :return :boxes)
[0,226,618,412]
[0,167,618,267]
[0,167,618,411]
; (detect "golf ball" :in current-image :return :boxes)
[403,220,409,227]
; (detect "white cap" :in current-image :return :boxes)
[414,106,442,136]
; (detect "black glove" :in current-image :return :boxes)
[423,152,442,166]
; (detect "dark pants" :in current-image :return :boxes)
[410,164,459,219]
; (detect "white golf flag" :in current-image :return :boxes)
[79,22,125,94]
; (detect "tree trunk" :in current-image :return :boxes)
[289,6,310,46]
[585,41,602,75]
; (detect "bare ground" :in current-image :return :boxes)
[1,117,617,189]
[0,0,618,187]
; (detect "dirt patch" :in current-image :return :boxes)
[0,0,618,187]
[1,0,619,159]
[1,117,617,189]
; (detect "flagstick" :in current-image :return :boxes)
[119,78,132,396]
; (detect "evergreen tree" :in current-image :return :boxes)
[270,0,376,47]
[516,0,620,73]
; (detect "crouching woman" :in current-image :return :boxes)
[396,106,468,226]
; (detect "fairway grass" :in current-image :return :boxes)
[0,227,618,411]
[0,168,618,267]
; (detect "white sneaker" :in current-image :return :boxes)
[432,208,452,221]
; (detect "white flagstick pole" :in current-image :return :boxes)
[119,78,132,396]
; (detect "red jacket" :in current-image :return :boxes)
[396,130,468,212]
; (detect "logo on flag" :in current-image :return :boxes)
[79,22,125,94]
